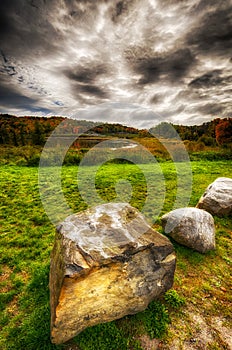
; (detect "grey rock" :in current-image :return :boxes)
[161,207,215,253]
[49,203,176,344]
[197,177,232,216]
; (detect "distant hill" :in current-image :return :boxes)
[0,114,231,147]
[0,114,149,147]
[150,118,232,146]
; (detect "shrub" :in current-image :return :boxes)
[63,152,81,165]
[27,154,41,166]
[198,135,216,147]
[164,290,185,308]
[190,150,232,161]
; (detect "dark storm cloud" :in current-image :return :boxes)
[126,48,196,85]
[0,0,61,56]
[0,68,51,113]
[0,50,8,64]
[189,70,224,88]
[64,65,108,84]
[0,50,17,76]
[187,5,232,56]
[0,2,17,38]
[150,94,163,104]
[0,81,37,108]
[64,64,109,99]
[197,103,224,116]
[111,0,136,23]
[74,84,108,98]
[191,0,222,13]
[174,79,232,122]
[189,69,232,97]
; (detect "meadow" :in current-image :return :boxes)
[0,160,232,349]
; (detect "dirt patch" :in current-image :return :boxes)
[63,342,81,350]
[211,317,232,349]
[161,306,232,350]
[138,335,162,350]
[6,296,19,317]
[0,266,13,293]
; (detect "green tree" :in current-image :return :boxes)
[32,120,45,145]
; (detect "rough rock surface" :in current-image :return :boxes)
[161,207,215,253]
[197,177,232,216]
[49,203,176,344]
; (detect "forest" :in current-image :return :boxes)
[0,114,232,147]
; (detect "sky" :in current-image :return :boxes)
[0,0,231,128]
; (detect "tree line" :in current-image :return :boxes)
[150,118,232,146]
[0,114,149,147]
[0,114,231,147]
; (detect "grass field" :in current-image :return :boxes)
[0,160,232,349]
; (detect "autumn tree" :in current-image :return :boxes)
[215,118,232,145]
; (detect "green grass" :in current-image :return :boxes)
[0,160,232,349]
[164,290,185,309]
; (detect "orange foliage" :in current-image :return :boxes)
[215,118,232,145]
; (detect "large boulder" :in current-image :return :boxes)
[49,203,176,344]
[161,207,215,253]
[197,177,232,216]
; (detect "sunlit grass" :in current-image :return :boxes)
[0,160,232,349]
